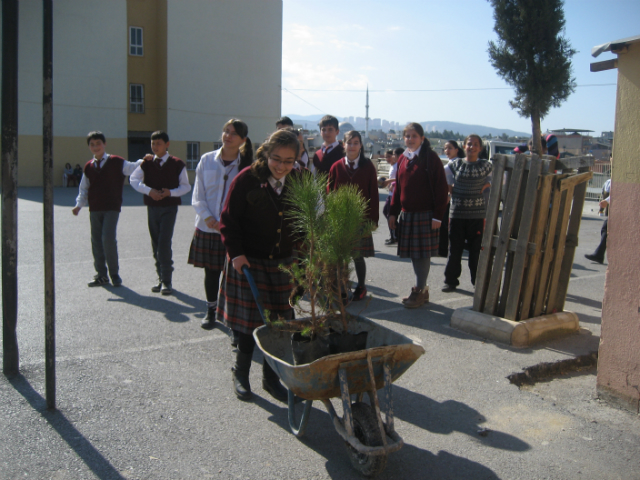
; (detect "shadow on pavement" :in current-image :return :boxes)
[7,373,126,480]
[392,385,530,452]
[566,293,602,310]
[106,286,202,322]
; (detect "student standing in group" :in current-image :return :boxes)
[442,135,492,292]
[312,115,344,175]
[130,131,191,295]
[72,131,144,287]
[439,140,465,257]
[218,129,301,403]
[275,119,310,172]
[327,130,379,301]
[188,119,253,329]
[381,149,400,245]
[388,123,448,308]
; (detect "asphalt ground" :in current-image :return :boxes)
[1,187,638,480]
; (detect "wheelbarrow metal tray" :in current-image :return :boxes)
[254,316,425,400]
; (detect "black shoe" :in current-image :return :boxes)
[352,286,367,302]
[262,362,288,403]
[160,282,172,295]
[201,304,217,330]
[88,276,110,287]
[584,254,604,264]
[151,281,162,293]
[441,284,457,292]
[111,276,122,287]
[385,237,397,245]
[232,351,253,400]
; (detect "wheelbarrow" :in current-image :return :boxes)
[243,266,425,477]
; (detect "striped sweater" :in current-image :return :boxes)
[447,158,493,219]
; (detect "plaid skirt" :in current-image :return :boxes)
[187,228,226,270]
[217,256,294,335]
[353,234,375,258]
[397,211,439,259]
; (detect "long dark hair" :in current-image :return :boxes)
[403,122,432,152]
[251,129,301,183]
[343,130,371,166]
[445,139,465,158]
[222,118,253,169]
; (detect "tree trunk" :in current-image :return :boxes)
[530,110,543,155]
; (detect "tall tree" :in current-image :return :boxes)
[488,0,576,154]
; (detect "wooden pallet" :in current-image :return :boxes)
[472,154,593,321]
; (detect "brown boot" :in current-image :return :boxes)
[404,286,429,309]
[402,287,419,304]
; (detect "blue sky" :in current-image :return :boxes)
[282,0,640,135]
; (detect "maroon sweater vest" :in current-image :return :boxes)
[327,158,380,225]
[140,156,186,207]
[84,156,125,212]
[312,143,345,175]
[389,149,449,221]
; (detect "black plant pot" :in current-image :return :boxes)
[329,330,368,355]
[291,332,331,365]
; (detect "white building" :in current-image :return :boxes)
[5,0,283,186]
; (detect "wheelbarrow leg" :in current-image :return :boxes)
[288,389,312,438]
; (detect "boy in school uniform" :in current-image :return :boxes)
[72,131,144,287]
[130,131,191,295]
[312,115,345,175]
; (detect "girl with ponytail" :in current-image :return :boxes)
[388,123,449,308]
[188,118,253,330]
[218,129,301,403]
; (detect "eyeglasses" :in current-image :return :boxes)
[268,158,295,167]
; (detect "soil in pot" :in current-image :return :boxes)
[329,330,368,355]
[291,332,331,365]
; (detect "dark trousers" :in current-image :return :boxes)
[444,217,484,287]
[90,210,120,281]
[591,218,608,262]
[438,203,450,257]
[147,205,178,283]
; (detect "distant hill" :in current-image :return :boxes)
[419,121,529,138]
[285,114,530,138]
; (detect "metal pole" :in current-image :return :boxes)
[43,0,56,409]
[2,0,20,376]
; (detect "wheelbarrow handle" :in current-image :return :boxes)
[241,265,268,325]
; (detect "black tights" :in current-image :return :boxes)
[236,330,256,355]
[204,267,221,302]
[354,257,366,288]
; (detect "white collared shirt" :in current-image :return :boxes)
[191,148,242,233]
[130,151,191,198]
[268,175,287,195]
[322,140,339,154]
[403,144,422,160]
[345,154,360,170]
[74,153,143,209]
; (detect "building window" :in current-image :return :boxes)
[187,142,200,170]
[130,84,144,113]
[130,27,143,56]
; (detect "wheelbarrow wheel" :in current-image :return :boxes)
[345,402,388,477]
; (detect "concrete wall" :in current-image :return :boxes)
[596,42,640,414]
[166,0,282,151]
[127,0,168,132]
[1,0,128,186]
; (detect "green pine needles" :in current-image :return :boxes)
[488,0,576,154]
[282,171,373,335]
